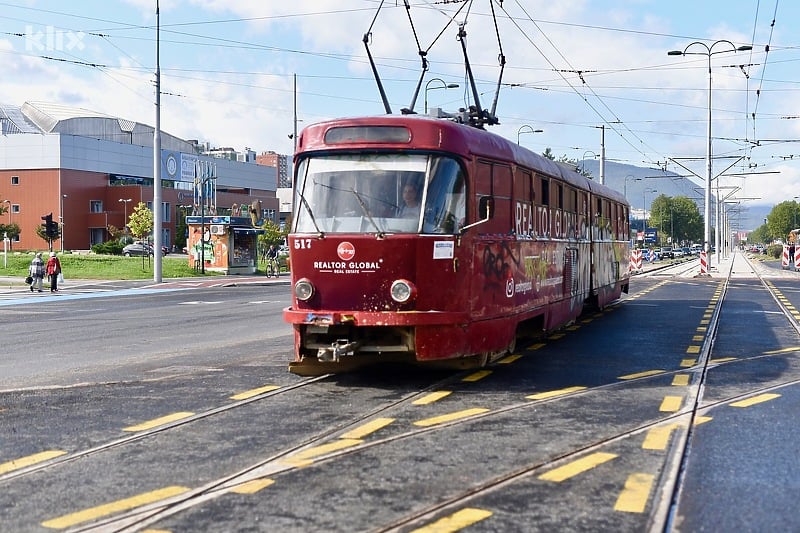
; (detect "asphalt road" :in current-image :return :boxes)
[1,254,799,531]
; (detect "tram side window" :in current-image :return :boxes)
[540,178,550,207]
[424,157,466,233]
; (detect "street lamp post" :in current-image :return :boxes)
[2,199,10,252]
[196,162,217,275]
[424,78,459,115]
[60,194,67,252]
[517,124,543,145]
[119,198,132,231]
[581,150,597,175]
[623,175,641,199]
[668,40,752,272]
[643,188,657,240]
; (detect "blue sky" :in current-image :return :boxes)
[1,1,797,213]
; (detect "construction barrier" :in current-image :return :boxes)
[629,249,642,272]
[699,251,708,275]
[785,245,799,270]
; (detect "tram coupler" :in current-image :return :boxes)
[317,339,361,362]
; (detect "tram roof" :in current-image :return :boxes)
[298,115,627,206]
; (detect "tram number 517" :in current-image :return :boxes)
[294,238,313,250]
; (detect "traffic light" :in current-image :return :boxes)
[41,213,58,238]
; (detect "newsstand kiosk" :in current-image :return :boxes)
[185,215,264,274]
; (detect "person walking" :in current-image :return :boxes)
[265,244,279,277]
[28,252,45,292]
[46,251,62,292]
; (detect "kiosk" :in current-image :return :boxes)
[186,215,264,274]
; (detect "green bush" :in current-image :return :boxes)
[767,244,782,258]
[91,241,125,255]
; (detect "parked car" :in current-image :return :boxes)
[680,247,692,257]
[660,246,674,259]
[672,247,684,258]
[122,242,153,256]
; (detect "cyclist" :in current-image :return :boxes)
[265,244,279,277]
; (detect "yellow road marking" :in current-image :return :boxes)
[679,358,696,368]
[231,478,275,494]
[339,418,394,440]
[413,408,489,427]
[710,357,736,363]
[41,485,189,529]
[730,393,781,408]
[0,450,67,475]
[498,354,522,364]
[659,396,682,412]
[527,342,546,350]
[614,473,654,513]
[548,333,565,340]
[692,335,704,342]
[230,385,280,400]
[685,345,700,354]
[412,391,452,405]
[696,326,707,333]
[671,374,690,386]
[539,452,617,482]
[619,370,664,380]
[123,412,195,432]
[410,508,493,533]
[281,439,363,467]
[700,319,709,325]
[694,415,713,425]
[643,424,678,450]
[566,325,580,331]
[526,386,586,400]
[763,346,800,355]
[462,370,492,382]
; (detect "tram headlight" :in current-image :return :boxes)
[294,278,315,301]
[390,279,417,303]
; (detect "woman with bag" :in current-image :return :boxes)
[46,251,62,292]
[28,252,45,292]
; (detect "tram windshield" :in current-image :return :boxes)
[293,153,466,234]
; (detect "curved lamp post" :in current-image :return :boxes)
[668,40,752,270]
[517,124,543,145]
[424,78,459,115]
[581,150,597,175]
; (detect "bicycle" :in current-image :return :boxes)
[265,257,280,278]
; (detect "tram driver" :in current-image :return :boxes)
[397,182,421,218]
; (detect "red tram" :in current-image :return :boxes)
[283,115,630,375]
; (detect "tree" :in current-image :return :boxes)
[649,194,703,246]
[0,221,21,247]
[35,221,60,250]
[127,202,154,268]
[766,200,799,242]
[542,148,555,160]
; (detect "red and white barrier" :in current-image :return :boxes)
[782,245,790,269]
[629,249,642,272]
[795,252,800,271]
[699,251,708,275]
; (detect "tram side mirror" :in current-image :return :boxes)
[459,196,494,234]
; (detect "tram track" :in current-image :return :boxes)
[11,253,800,532]
[23,285,723,531]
